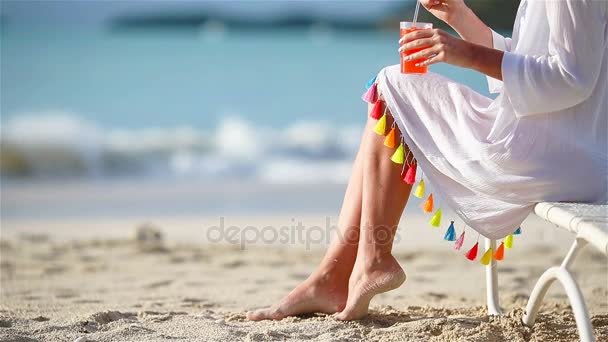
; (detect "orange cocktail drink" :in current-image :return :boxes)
[400,22,433,74]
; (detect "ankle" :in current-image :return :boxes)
[362,252,395,271]
[312,267,350,288]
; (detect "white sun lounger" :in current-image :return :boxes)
[483,202,608,342]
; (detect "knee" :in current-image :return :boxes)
[378,64,400,79]
[376,64,400,88]
[377,64,422,93]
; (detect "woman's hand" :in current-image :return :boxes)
[399,28,473,68]
[420,0,469,27]
[398,28,505,80]
[419,0,493,48]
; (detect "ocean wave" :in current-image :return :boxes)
[1,112,362,183]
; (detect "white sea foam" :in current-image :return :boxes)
[1,112,362,183]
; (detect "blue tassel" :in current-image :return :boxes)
[514,226,522,235]
[365,75,377,90]
[444,221,456,241]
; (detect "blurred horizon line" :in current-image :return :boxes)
[0,0,519,32]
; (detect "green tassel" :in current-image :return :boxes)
[429,208,442,227]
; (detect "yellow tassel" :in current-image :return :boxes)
[413,179,425,198]
[429,208,442,227]
[373,114,387,135]
[505,234,513,248]
[390,144,405,164]
[480,248,493,265]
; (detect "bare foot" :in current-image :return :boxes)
[246,274,348,321]
[333,255,406,320]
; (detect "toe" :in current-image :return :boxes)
[332,302,368,321]
[246,308,279,321]
[245,309,262,321]
[332,310,349,321]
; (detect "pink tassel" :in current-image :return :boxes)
[454,231,465,251]
[361,83,378,104]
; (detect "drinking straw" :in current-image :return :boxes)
[413,0,421,23]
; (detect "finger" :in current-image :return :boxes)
[399,29,435,44]
[420,0,442,8]
[398,29,434,44]
[403,46,439,62]
[398,38,434,53]
[417,52,444,67]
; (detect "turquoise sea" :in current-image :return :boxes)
[1,25,494,182]
[2,27,491,129]
[0,1,512,221]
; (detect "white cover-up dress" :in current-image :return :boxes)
[376,0,608,239]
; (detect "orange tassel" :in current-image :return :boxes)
[493,242,505,260]
[422,193,434,213]
[384,127,397,148]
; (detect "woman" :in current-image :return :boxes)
[248,0,608,321]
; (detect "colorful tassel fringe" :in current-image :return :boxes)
[494,242,505,260]
[384,127,397,148]
[413,179,425,198]
[362,82,378,104]
[374,114,387,135]
[465,242,479,260]
[369,100,384,120]
[403,163,417,184]
[505,234,513,248]
[391,144,405,164]
[366,75,377,90]
[422,194,434,213]
[454,231,465,250]
[444,221,456,241]
[429,208,442,227]
[361,77,522,268]
[480,248,493,265]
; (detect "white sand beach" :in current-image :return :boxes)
[2,0,607,340]
[1,211,607,342]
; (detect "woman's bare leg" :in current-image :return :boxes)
[246,126,369,321]
[334,111,412,320]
